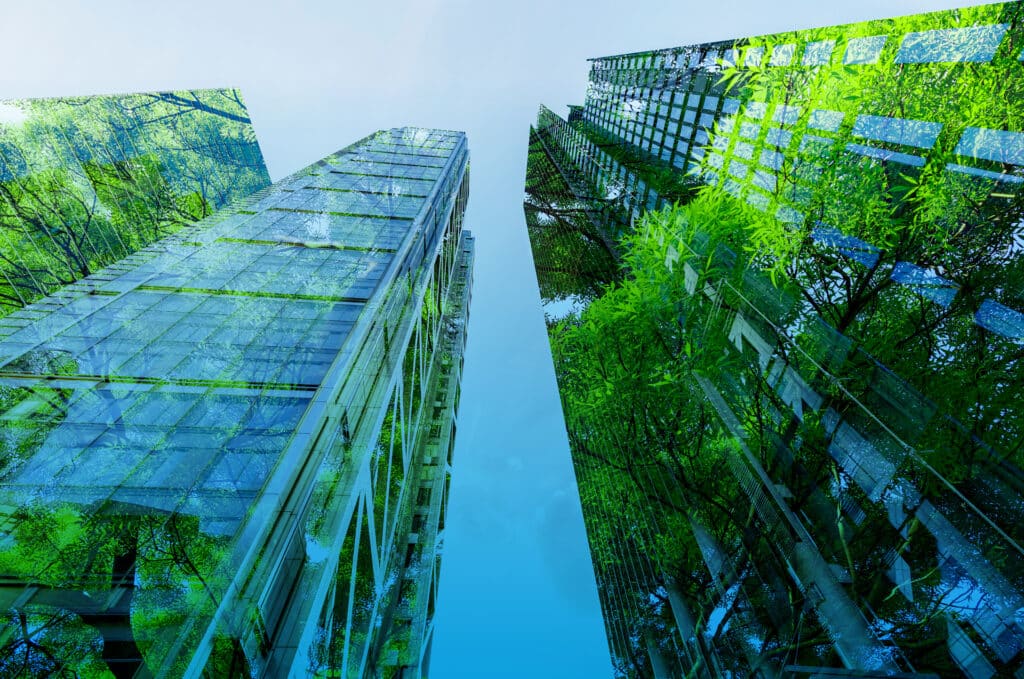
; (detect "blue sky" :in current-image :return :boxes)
[0,1,997,676]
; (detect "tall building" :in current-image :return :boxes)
[526,3,1024,677]
[0,90,271,317]
[0,125,473,679]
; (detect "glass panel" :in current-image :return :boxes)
[896,24,1008,64]
[843,35,888,64]
[852,114,943,148]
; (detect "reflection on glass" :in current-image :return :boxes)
[0,90,272,319]
[526,2,1024,677]
[0,127,474,677]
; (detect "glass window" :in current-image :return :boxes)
[745,101,767,119]
[843,35,888,65]
[760,149,784,171]
[773,104,801,125]
[853,115,942,149]
[890,262,958,306]
[975,299,1024,340]
[811,225,880,267]
[766,128,793,149]
[845,143,926,167]
[896,24,1008,64]
[752,168,776,192]
[744,46,765,68]
[733,141,755,160]
[803,40,836,66]
[739,121,761,140]
[808,109,845,132]
[769,44,796,66]
[945,163,1023,184]
[954,126,1024,165]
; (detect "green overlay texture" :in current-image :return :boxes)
[527,3,1024,677]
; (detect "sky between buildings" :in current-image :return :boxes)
[0,0,1001,676]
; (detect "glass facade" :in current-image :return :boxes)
[0,126,473,678]
[523,118,624,319]
[527,3,1024,678]
[0,90,272,318]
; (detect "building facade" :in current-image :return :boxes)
[527,3,1024,677]
[0,126,473,678]
[0,90,272,317]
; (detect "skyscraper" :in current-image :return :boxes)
[0,125,472,679]
[526,3,1024,677]
[0,90,271,317]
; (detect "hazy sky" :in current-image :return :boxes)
[0,1,998,677]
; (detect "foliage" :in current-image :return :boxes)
[552,199,817,675]
[572,120,702,205]
[0,90,270,314]
[0,607,113,678]
[705,2,1024,278]
[691,0,1024,480]
[551,183,1023,674]
[523,125,623,310]
[538,4,1024,676]
[0,502,229,677]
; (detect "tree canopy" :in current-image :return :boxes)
[0,90,270,315]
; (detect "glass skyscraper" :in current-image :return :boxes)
[0,90,271,318]
[527,3,1024,677]
[0,123,472,679]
